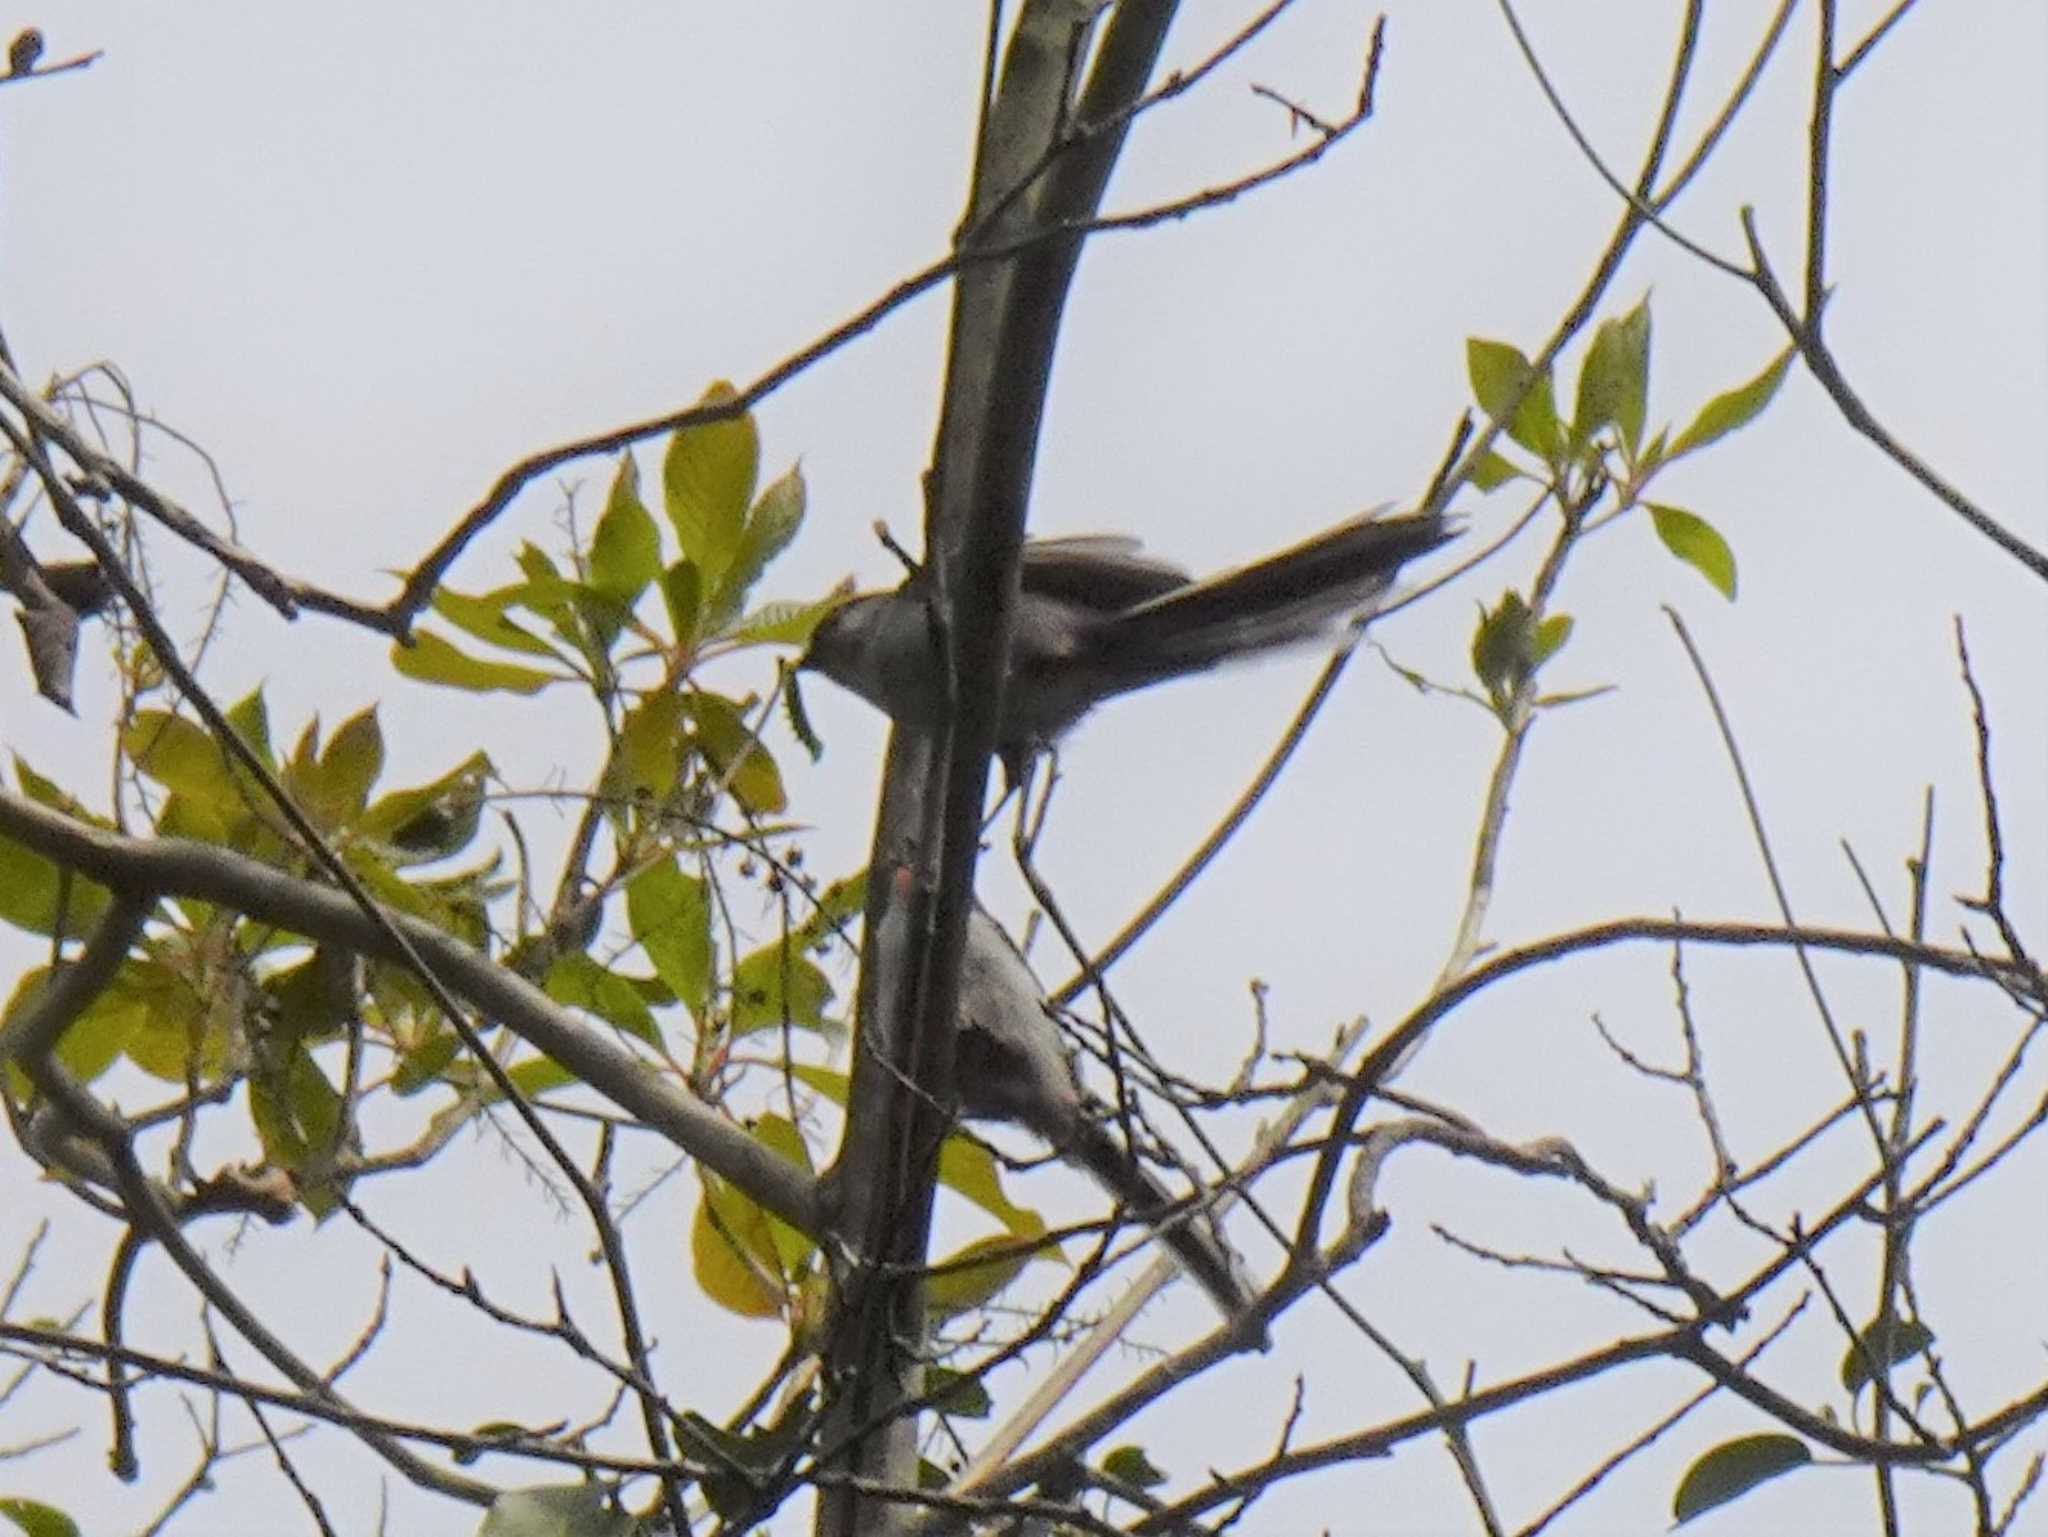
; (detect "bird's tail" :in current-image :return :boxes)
[1065,1117,1267,1344]
[1103,509,1454,684]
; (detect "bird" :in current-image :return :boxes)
[6,29,43,77]
[912,899,1266,1337]
[800,508,1453,779]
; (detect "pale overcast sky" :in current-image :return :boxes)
[2,4,2043,1534]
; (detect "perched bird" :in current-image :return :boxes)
[800,508,1453,777]
[922,900,1264,1335]
[6,29,43,77]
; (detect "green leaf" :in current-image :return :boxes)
[1841,1316,1937,1395]
[721,593,845,648]
[626,856,712,1017]
[478,1484,632,1537]
[224,688,274,771]
[728,942,834,1038]
[120,950,235,1084]
[391,629,559,694]
[1572,297,1651,456]
[925,1365,993,1420]
[588,453,662,608]
[1469,589,1533,705]
[1529,613,1574,668]
[610,689,686,802]
[2,964,139,1084]
[1648,505,1738,600]
[747,1113,819,1272]
[1466,448,1521,491]
[1672,1434,1810,1525]
[926,1233,1048,1316]
[786,871,868,954]
[691,1124,815,1320]
[544,952,660,1047]
[0,1497,83,1537]
[938,1133,1049,1240]
[784,666,824,762]
[306,706,385,824]
[249,1038,346,1213]
[13,757,108,824]
[123,710,241,810]
[504,1055,578,1100]
[432,584,565,659]
[709,463,806,627]
[659,559,703,646]
[1467,338,1562,464]
[685,691,786,814]
[358,751,493,863]
[789,1062,849,1104]
[663,381,757,594]
[1668,344,1794,459]
[1102,1445,1169,1489]
[392,1028,462,1094]
[0,834,114,938]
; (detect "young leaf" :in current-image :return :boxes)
[1571,297,1651,456]
[626,855,713,1017]
[390,630,559,694]
[708,463,806,627]
[1530,613,1574,668]
[1668,344,1794,459]
[1648,505,1738,600]
[1672,1434,1810,1525]
[663,381,758,594]
[588,452,661,608]
[722,592,847,649]
[1467,338,1562,464]
[432,584,564,658]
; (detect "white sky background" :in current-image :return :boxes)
[1,3,2043,1534]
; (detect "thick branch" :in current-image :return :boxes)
[0,790,821,1236]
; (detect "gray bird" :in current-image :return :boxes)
[947,904,1264,1336]
[801,508,1453,777]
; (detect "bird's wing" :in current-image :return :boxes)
[1021,536,1191,613]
